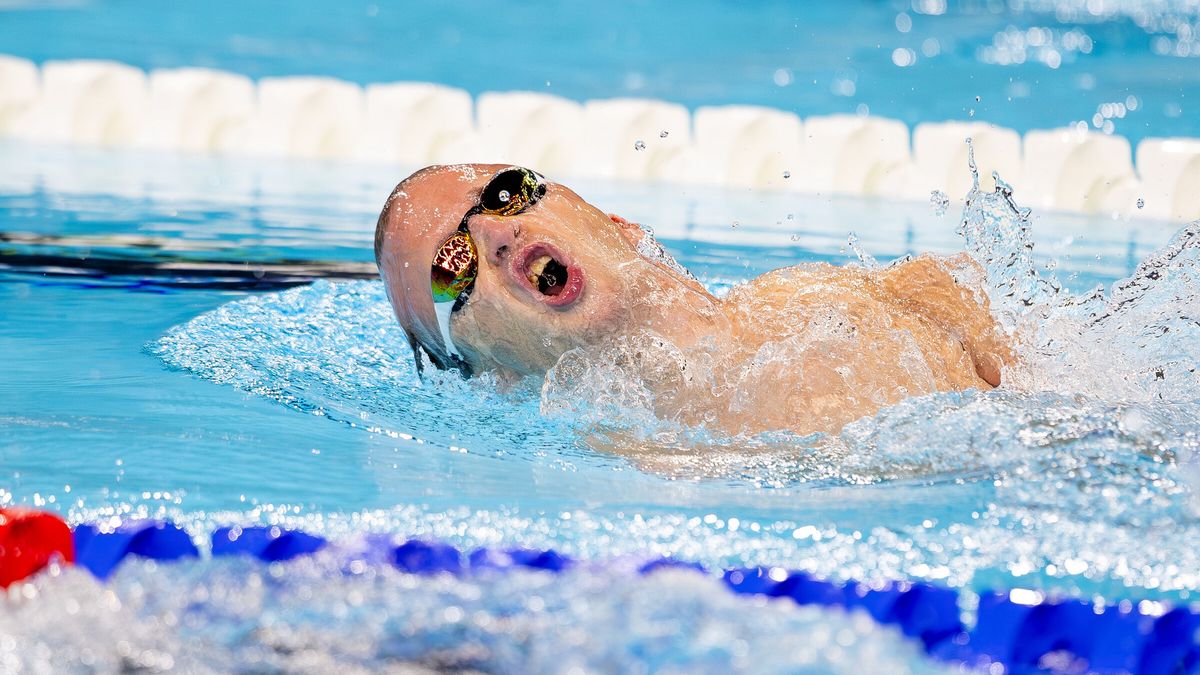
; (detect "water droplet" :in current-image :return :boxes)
[975,95,981,102]
[731,220,739,229]
[634,140,646,151]
[930,189,950,216]
[498,190,511,203]
[790,234,799,241]
[1137,198,1145,209]
[968,108,976,118]
[786,213,794,221]
[659,130,669,138]
[783,171,791,179]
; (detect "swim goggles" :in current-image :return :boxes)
[427,166,547,370]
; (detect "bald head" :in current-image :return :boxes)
[375,164,513,368]
[375,164,700,379]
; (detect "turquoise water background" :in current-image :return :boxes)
[3,2,1200,670]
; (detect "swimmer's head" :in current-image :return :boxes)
[376,164,690,379]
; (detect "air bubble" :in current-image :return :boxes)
[634,140,646,151]
[731,221,739,229]
[498,190,511,203]
[783,171,791,179]
[659,131,669,138]
[1137,198,1145,209]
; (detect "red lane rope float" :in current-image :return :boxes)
[0,508,74,588]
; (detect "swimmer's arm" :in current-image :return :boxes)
[879,253,1013,386]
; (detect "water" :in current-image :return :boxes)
[1,148,1197,669]
[0,0,1198,144]
[1,562,943,674]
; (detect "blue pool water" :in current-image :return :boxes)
[4,1,1200,670]
[2,136,1199,669]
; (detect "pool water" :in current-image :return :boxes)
[5,0,1200,668]
[3,136,1199,669]
[1,0,1198,145]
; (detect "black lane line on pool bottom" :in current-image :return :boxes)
[0,229,379,290]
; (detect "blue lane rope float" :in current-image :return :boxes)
[72,520,198,579]
[211,525,327,562]
[52,520,1200,672]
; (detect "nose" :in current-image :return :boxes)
[469,215,521,265]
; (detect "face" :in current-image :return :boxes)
[376,164,660,378]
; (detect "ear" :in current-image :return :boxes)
[608,213,645,248]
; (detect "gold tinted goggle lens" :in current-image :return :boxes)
[430,167,546,306]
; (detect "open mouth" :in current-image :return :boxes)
[513,243,583,306]
[526,254,569,296]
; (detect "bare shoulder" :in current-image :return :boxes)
[729,261,871,303]
[879,253,985,296]
[879,252,1012,385]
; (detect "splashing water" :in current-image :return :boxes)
[846,231,879,268]
[142,147,1200,620]
[0,560,943,674]
[930,190,950,216]
[957,140,1200,403]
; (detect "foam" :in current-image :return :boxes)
[1,561,943,673]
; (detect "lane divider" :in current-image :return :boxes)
[2,511,1196,672]
[2,55,1199,222]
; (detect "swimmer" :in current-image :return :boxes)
[376,164,1013,436]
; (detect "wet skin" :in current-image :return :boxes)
[376,164,1013,436]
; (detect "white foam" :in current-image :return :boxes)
[11,59,148,147]
[579,98,692,181]
[143,68,256,154]
[690,105,804,190]
[359,81,473,165]
[797,115,912,196]
[1135,138,1200,222]
[1022,127,1141,215]
[251,76,364,159]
